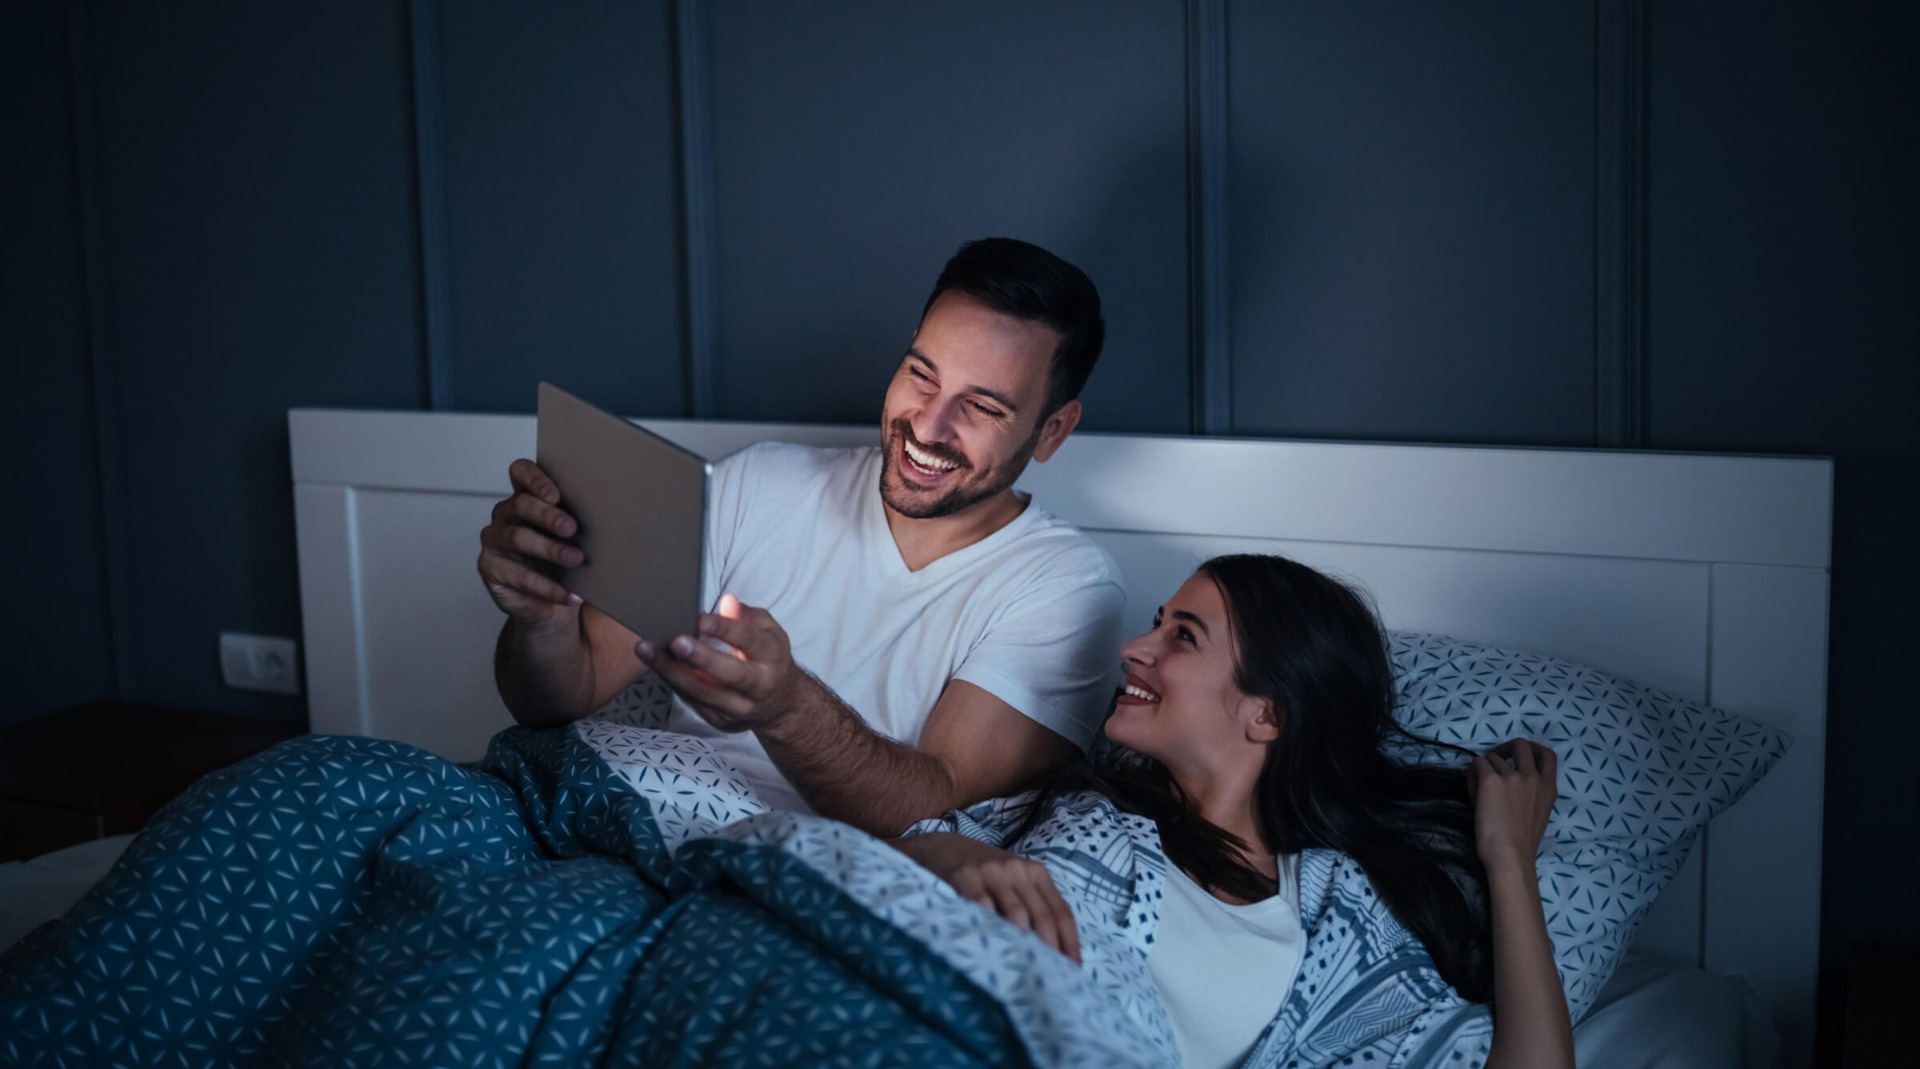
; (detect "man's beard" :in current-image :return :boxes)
[879,417,1037,520]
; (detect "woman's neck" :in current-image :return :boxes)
[1168,762,1275,894]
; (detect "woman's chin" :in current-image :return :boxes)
[1102,709,1148,754]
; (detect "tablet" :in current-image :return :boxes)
[535,381,711,644]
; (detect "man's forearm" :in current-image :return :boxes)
[494,617,597,727]
[757,674,961,837]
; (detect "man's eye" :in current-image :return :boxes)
[969,401,1004,418]
[908,367,931,383]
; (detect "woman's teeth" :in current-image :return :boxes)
[1123,683,1160,702]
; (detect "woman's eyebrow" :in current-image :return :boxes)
[1171,610,1211,637]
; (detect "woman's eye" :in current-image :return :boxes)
[1177,627,1197,645]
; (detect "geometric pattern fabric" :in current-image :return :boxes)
[1387,630,1791,1020]
[0,730,1035,1069]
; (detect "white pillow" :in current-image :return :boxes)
[1388,631,1791,1019]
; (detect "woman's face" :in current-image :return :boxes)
[1105,572,1274,777]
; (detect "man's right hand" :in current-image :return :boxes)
[477,458,586,628]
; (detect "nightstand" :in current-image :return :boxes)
[0,701,306,862]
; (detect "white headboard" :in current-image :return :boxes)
[290,408,1830,1065]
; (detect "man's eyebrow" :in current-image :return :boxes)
[1171,610,1211,637]
[903,350,1022,415]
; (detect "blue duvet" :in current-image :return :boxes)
[0,727,1168,1069]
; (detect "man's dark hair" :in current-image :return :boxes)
[920,238,1105,417]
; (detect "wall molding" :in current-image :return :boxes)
[672,0,718,420]
[407,0,453,411]
[1595,0,1649,448]
[68,0,136,697]
[1186,0,1231,436]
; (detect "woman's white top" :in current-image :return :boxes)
[1146,858,1305,1069]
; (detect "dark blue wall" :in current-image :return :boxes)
[6,0,1914,1046]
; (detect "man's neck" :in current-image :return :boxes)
[883,489,1030,572]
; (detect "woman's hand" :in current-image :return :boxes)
[1470,738,1575,1069]
[1467,738,1557,875]
[891,833,1081,964]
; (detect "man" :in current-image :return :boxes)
[476,238,1124,836]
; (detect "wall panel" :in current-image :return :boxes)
[705,0,1191,432]
[1646,0,1920,969]
[89,1,422,714]
[437,0,686,416]
[0,1,115,724]
[1227,0,1597,444]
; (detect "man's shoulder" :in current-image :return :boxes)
[723,440,878,479]
[995,504,1124,588]
[717,441,879,509]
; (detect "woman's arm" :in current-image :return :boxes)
[890,832,1081,963]
[1470,738,1575,1069]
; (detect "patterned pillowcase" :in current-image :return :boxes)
[1386,631,1791,1021]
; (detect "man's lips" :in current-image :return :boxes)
[895,429,966,483]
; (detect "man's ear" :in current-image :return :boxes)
[1030,399,1082,463]
[1244,699,1281,744]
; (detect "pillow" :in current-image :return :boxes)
[1386,631,1791,1021]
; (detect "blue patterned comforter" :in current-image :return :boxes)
[0,727,1168,1069]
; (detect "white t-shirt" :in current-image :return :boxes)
[660,442,1126,813]
[1147,860,1305,1069]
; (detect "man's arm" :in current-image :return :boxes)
[478,457,653,726]
[494,606,651,727]
[640,596,1080,836]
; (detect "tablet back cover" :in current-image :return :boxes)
[535,381,710,645]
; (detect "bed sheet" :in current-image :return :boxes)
[0,832,134,953]
[1574,953,1785,1069]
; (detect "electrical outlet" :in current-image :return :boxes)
[219,632,302,696]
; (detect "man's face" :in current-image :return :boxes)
[879,291,1076,521]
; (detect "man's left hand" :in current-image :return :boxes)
[637,593,808,732]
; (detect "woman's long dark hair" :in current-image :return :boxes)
[1018,554,1493,1002]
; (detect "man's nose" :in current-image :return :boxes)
[913,396,961,443]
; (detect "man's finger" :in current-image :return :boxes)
[508,459,561,503]
[1041,879,1081,964]
[505,523,583,568]
[643,646,750,718]
[987,879,1033,932]
[693,611,760,656]
[670,633,757,687]
[484,559,577,606]
[507,490,577,538]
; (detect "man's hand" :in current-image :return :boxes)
[477,458,585,629]
[637,594,807,732]
[892,833,1081,964]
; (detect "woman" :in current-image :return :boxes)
[893,554,1574,1069]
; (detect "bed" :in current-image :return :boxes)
[4,409,1829,1068]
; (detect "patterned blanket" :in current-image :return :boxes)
[0,727,1169,1069]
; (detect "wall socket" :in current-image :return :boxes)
[219,632,302,696]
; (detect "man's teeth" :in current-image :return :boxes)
[1124,683,1160,703]
[904,440,958,472]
